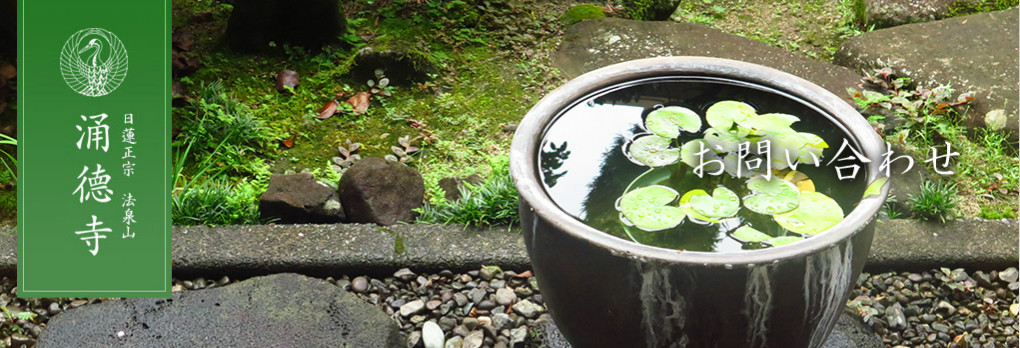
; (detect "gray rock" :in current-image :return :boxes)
[224,0,346,52]
[422,321,445,348]
[866,219,1019,271]
[463,317,480,331]
[401,300,427,317]
[439,174,483,202]
[553,17,863,99]
[999,267,1018,283]
[835,9,1020,137]
[512,299,544,319]
[444,336,463,348]
[394,268,417,281]
[408,331,423,348]
[494,288,516,306]
[338,157,425,225]
[351,276,369,293]
[462,330,484,348]
[509,326,528,348]
[259,173,345,223]
[491,313,513,331]
[36,274,400,347]
[862,0,1009,28]
[885,304,907,330]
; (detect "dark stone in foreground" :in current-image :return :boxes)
[552,17,863,100]
[339,157,425,226]
[224,0,346,52]
[534,312,883,347]
[36,273,401,348]
[259,173,344,224]
[835,9,1019,135]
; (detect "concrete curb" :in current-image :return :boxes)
[0,219,1014,277]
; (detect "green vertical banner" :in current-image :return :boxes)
[18,0,170,297]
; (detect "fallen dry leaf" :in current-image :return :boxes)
[316,100,340,119]
[515,270,533,278]
[346,91,371,115]
[282,134,296,148]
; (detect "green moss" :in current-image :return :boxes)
[0,189,13,225]
[624,0,680,21]
[561,4,606,25]
[393,234,406,254]
[980,203,1018,219]
[947,0,1019,17]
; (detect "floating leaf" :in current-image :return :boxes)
[739,113,798,135]
[782,170,815,192]
[703,128,742,153]
[618,185,686,231]
[688,186,740,219]
[679,139,723,172]
[774,191,843,235]
[743,175,800,215]
[863,177,889,198]
[678,189,719,224]
[732,226,771,243]
[347,91,372,115]
[706,101,756,130]
[316,100,339,119]
[645,106,701,138]
[765,236,802,247]
[629,135,679,167]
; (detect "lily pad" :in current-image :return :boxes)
[732,226,771,243]
[703,128,743,153]
[782,170,815,192]
[743,175,800,215]
[679,189,718,224]
[688,186,740,219]
[765,236,803,247]
[738,113,798,135]
[628,135,679,167]
[645,106,702,138]
[706,101,756,130]
[679,139,723,173]
[774,191,844,235]
[863,177,889,198]
[618,185,686,231]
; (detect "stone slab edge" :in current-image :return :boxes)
[0,219,1014,277]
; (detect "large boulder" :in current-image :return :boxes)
[835,9,1019,136]
[551,18,864,102]
[339,157,425,225]
[863,0,1016,28]
[224,0,346,52]
[37,273,402,347]
[259,173,344,223]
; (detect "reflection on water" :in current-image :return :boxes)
[538,77,866,252]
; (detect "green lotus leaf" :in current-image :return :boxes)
[703,128,743,153]
[645,106,702,138]
[688,186,740,219]
[723,153,762,178]
[738,113,798,135]
[680,139,723,173]
[743,175,800,215]
[765,236,803,247]
[679,189,719,224]
[773,191,844,235]
[863,177,889,198]
[732,226,771,243]
[706,101,756,130]
[618,185,686,231]
[798,132,828,148]
[629,135,679,167]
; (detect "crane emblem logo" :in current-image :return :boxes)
[60,28,129,97]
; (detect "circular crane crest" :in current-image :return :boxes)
[60,28,129,97]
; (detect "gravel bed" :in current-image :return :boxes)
[0,266,1016,347]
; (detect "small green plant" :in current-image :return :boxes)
[385,135,422,164]
[331,139,363,175]
[979,202,1018,219]
[415,156,519,226]
[1,306,36,323]
[367,69,393,97]
[881,195,903,219]
[908,180,960,222]
[0,133,15,182]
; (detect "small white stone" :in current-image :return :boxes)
[422,321,445,348]
[116,331,125,338]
